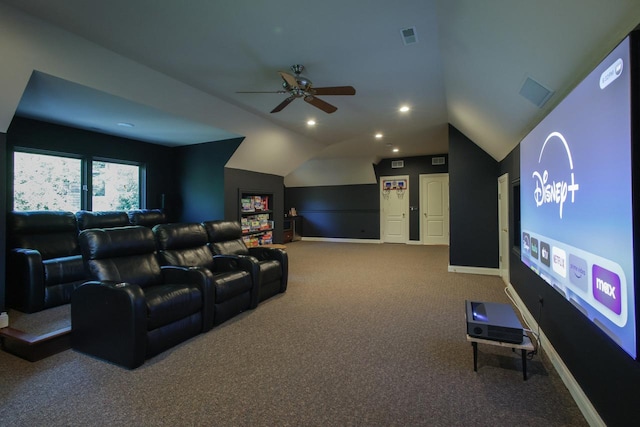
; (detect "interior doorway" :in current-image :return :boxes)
[498,173,510,284]
[419,173,449,245]
[380,175,409,243]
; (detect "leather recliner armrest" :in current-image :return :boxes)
[248,247,289,291]
[71,281,147,369]
[8,248,45,313]
[212,254,257,275]
[213,254,261,308]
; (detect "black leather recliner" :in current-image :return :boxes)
[202,220,288,303]
[153,222,256,325]
[6,211,87,313]
[72,225,213,369]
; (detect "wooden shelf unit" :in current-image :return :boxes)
[239,190,274,247]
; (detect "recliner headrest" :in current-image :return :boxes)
[202,220,242,243]
[153,223,208,250]
[9,211,77,234]
[128,209,166,227]
[79,226,156,260]
[76,210,131,230]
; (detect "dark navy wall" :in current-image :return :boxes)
[6,117,176,218]
[285,184,379,240]
[375,155,448,241]
[174,138,243,223]
[448,125,499,268]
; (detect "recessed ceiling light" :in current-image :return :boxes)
[117,122,135,128]
[392,148,399,153]
[399,105,410,113]
[307,119,316,126]
[375,133,383,139]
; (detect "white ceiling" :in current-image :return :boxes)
[2,0,640,169]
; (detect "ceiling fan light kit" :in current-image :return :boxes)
[238,64,356,114]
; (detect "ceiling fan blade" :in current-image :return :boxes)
[279,71,299,89]
[236,90,287,94]
[304,96,337,114]
[312,86,356,96]
[271,96,296,113]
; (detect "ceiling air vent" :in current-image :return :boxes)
[519,76,554,108]
[432,156,446,165]
[391,160,405,169]
[400,27,418,45]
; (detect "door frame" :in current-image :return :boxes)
[498,173,510,284]
[379,175,410,243]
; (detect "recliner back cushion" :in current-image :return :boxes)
[209,239,249,256]
[202,220,249,256]
[9,211,80,259]
[79,226,162,288]
[76,210,131,230]
[154,223,215,270]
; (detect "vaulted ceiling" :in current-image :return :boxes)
[1,1,639,185]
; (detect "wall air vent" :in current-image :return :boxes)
[391,160,405,169]
[519,76,554,108]
[400,27,418,45]
[432,156,446,165]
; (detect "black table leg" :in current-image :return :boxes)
[521,349,527,380]
[472,342,478,372]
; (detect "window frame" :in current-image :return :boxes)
[11,147,146,212]
[89,156,146,211]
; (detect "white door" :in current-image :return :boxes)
[498,173,510,284]
[420,174,449,245]
[380,175,409,243]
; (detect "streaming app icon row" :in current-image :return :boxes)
[522,232,621,317]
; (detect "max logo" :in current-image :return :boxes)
[532,132,580,218]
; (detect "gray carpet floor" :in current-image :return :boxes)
[0,242,587,426]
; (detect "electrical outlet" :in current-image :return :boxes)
[0,312,9,329]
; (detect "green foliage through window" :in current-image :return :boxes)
[13,152,82,211]
[92,161,139,211]
[13,151,142,211]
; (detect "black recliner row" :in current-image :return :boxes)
[6,209,167,313]
[71,220,288,369]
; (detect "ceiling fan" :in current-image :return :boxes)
[237,64,356,114]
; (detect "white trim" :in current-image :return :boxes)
[447,265,501,276]
[498,173,510,283]
[301,237,381,244]
[506,284,605,427]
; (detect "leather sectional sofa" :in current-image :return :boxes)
[72,221,287,368]
[6,211,288,368]
[6,209,166,313]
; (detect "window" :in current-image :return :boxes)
[13,150,143,212]
[92,160,140,210]
[13,151,82,211]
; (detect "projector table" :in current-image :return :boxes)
[466,334,535,380]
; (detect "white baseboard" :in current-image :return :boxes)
[301,237,381,244]
[505,284,605,427]
[300,238,446,245]
[448,265,501,276]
